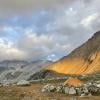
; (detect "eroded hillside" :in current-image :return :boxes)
[46,31,100,74]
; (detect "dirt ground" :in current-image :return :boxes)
[0,83,100,100]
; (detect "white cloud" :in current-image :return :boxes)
[0,38,26,61]
[15,30,73,60]
[80,13,99,28]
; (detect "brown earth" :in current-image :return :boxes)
[46,31,100,75]
[0,83,100,100]
[64,77,84,86]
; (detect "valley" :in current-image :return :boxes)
[0,81,100,100]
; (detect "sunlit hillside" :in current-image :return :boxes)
[46,31,100,74]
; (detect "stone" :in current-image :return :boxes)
[42,84,50,92]
[80,93,86,97]
[88,93,92,96]
[41,88,46,92]
[64,87,69,94]
[56,85,63,93]
[68,87,76,95]
[96,84,100,88]
[82,87,89,94]
[42,84,56,92]
[88,85,99,94]
[17,80,30,86]
[49,85,56,92]
[76,87,82,95]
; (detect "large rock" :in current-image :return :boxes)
[64,86,70,94]
[41,81,100,96]
[49,85,56,92]
[88,85,99,94]
[68,87,76,95]
[75,87,82,95]
[96,84,100,88]
[80,93,86,97]
[42,84,56,92]
[17,80,30,86]
[93,82,100,88]
[42,85,49,92]
[56,85,63,93]
[82,87,89,94]
[76,86,89,96]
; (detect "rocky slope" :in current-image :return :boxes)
[46,31,100,75]
[28,70,68,80]
[0,60,52,83]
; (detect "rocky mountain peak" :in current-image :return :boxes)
[46,31,100,74]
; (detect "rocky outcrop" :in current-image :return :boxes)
[28,70,68,80]
[42,80,100,96]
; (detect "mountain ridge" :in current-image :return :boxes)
[0,60,52,83]
[45,31,100,74]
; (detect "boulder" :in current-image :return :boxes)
[42,84,50,92]
[64,86,70,94]
[68,87,76,95]
[49,85,56,92]
[17,80,30,86]
[41,81,100,96]
[56,85,63,93]
[42,84,56,92]
[88,93,92,96]
[82,87,89,94]
[80,93,86,97]
[95,84,100,88]
[88,85,99,94]
[76,87,82,95]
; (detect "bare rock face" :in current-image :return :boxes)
[46,31,100,75]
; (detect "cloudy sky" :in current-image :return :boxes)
[0,0,100,61]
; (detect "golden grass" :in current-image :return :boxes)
[64,77,84,86]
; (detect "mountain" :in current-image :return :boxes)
[15,60,52,81]
[0,31,100,83]
[0,60,28,69]
[0,60,52,83]
[45,31,100,75]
